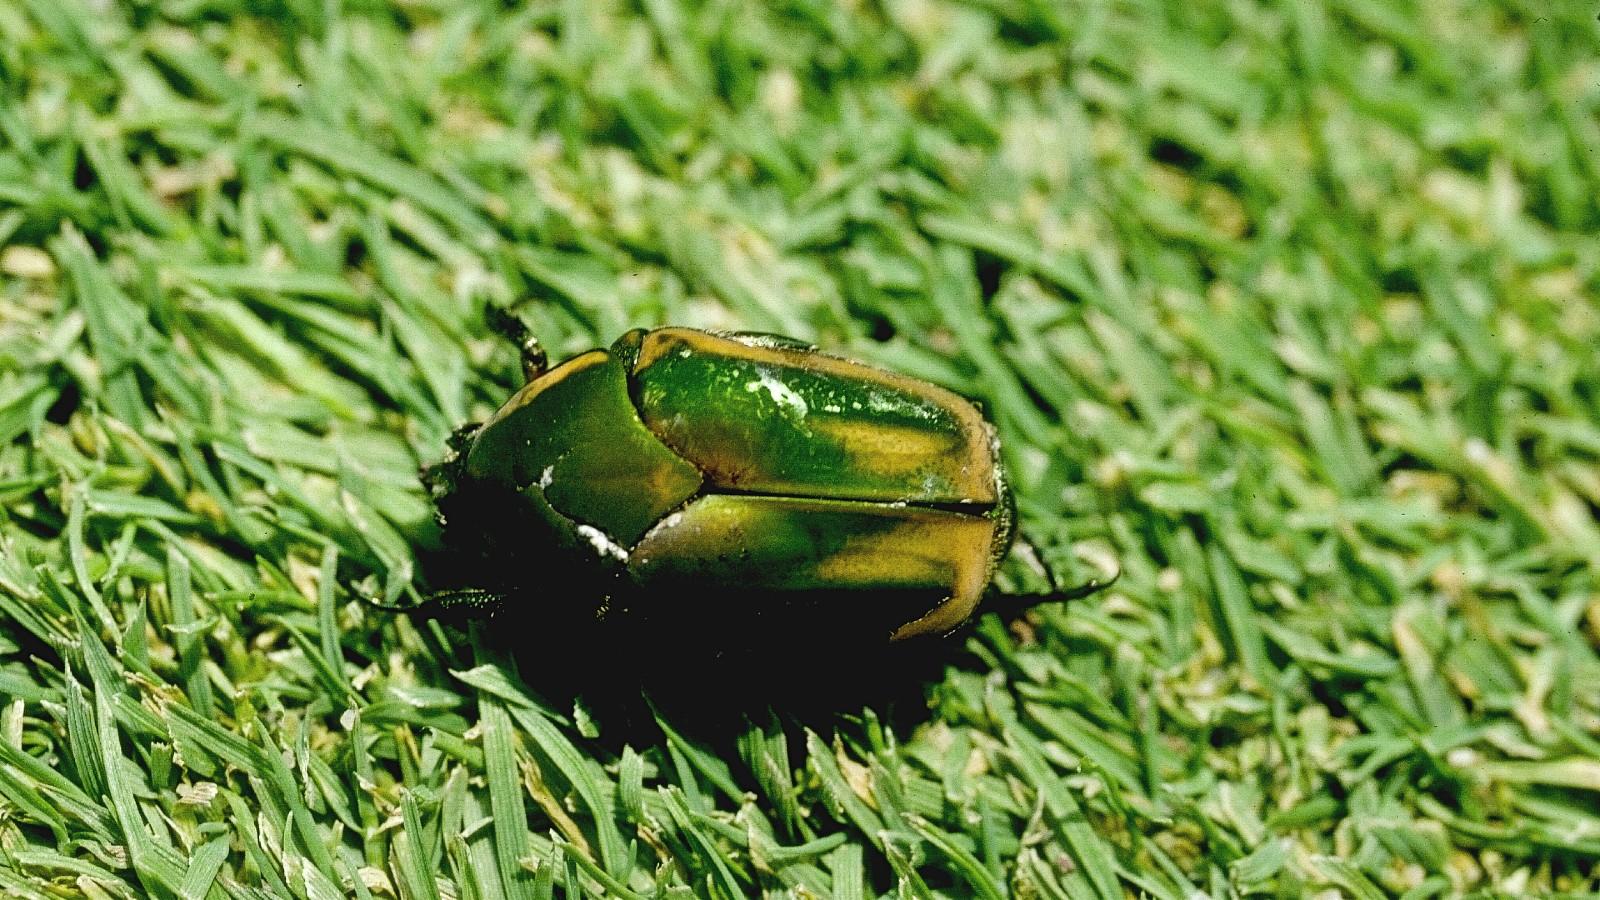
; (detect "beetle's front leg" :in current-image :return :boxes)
[364,585,506,618]
[484,304,548,382]
[424,587,508,618]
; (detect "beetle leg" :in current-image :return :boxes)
[1003,574,1117,603]
[424,587,508,617]
[484,304,548,382]
[518,339,549,384]
[993,537,1120,609]
[983,573,1117,623]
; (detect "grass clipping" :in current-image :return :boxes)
[2,1,1600,898]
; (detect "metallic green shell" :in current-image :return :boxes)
[628,328,998,505]
[463,350,702,545]
[455,327,1013,639]
[630,495,996,593]
[629,494,1001,638]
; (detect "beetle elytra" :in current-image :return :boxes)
[415,312,1110,642]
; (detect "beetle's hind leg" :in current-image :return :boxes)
[484,304,548,382]
[987,537,1118,617]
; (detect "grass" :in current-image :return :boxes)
[2,0,1599,896]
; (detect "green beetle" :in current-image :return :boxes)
[419,315,1108,642]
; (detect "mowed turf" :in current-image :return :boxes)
[2,1,1600,897]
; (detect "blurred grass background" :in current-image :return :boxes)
[3,0,1600,896]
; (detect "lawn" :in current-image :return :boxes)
[2,0,1599,897]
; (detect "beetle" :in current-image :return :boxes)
[415,311,1109,643]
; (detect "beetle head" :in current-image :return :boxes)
[420,423,481,523]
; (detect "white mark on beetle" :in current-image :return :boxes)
[576,525,630,563]
[745,372,809,419]
[866,391,905,414]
